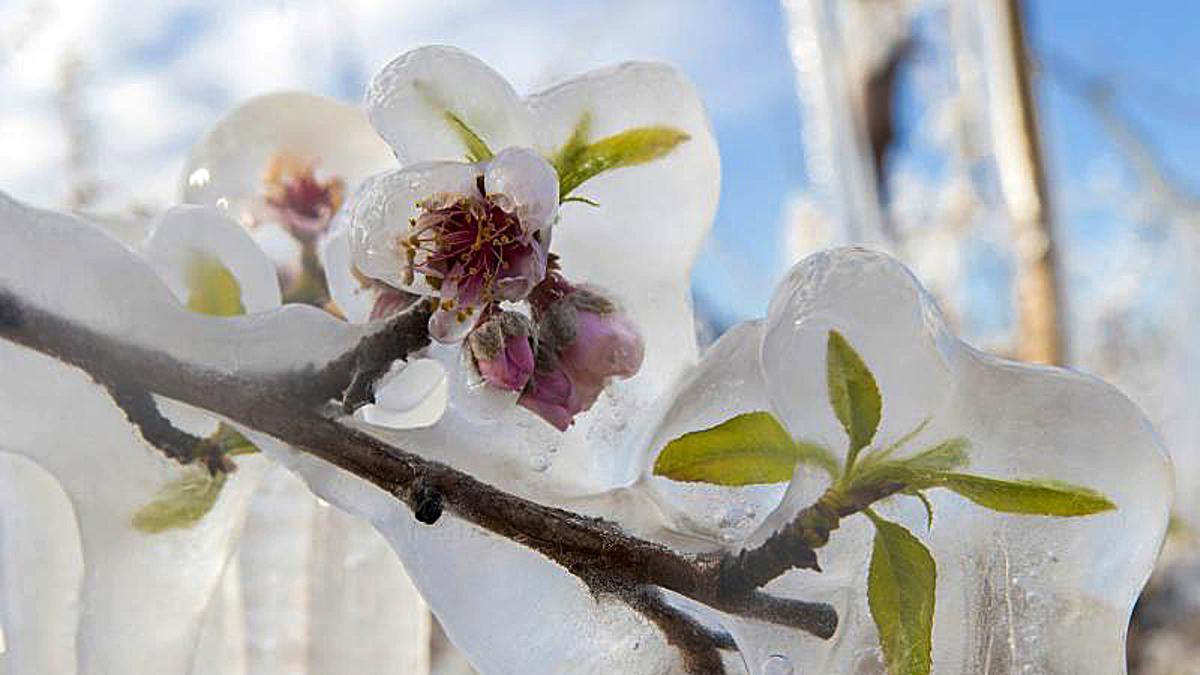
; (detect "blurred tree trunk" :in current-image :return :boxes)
[981,0,1065,364]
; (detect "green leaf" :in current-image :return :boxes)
[653,411,839,486]
[826,330,882,469]
[929,474,1116,517]
[900,438,971,473]
[561,195,600,207]
[866,513,936,675]
[444,110,494,163]
[551,113,593,177]
[132,468,228,534]
[854,437,970,484]
[213,423,259,457]
[185,251,245,317]
[556,124,691,197]
[412,80,494,162]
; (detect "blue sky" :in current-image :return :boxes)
[0,0,1196,332]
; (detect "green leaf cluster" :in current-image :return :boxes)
[651,328,1116,675]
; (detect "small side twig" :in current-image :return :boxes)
[335,300,434,413]
[619,584,735,675]
[101,377,230,474]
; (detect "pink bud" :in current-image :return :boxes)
[467,312,536,392]
[518,281,644,431]
[560,305,645,384]
[517,367,581,432]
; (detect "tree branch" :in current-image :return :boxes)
[0,289,840,653]
[721,483,906,592]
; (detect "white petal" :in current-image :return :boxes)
[180,92,394,225]
[142,205,282,314]
[484,147,558,233]
[320,218,373,323]
[367,46,534,164]
[348,162,479,294]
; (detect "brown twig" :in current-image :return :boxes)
[333,299,433,413]
[100,377,231,474]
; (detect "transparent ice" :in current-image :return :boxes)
[0,47,1171,675]
[179,90,430,675]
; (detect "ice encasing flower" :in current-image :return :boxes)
[350,147,558,342]
[180,91,395,310]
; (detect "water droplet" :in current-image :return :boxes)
[187,167,211,188]
[762,654,793,675]
[215,197,230,210]
[528,453,551,473]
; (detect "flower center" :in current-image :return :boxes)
[263,154,345,240]
[399,176,534,315]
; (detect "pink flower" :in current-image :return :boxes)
[467,311,536,392]
[350,148,558,342]
[518,281,645,430]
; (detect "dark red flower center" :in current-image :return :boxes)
[401,178,537,312]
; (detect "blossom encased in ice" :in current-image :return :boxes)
[349,148,558,342]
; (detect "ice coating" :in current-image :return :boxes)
[0,454,81,674]
[0,188,677,672]
[643,248,1171,674]
[0,40,1172,673]
[342,47,720,500]
[367,46,535,165]
[0,185,1173,673]
[0,328,270,673]
[0,200,290,673]
[180,91,394,228]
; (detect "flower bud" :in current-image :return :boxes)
[466,311,536,392]
[518,280,644,430]
[517,367,582,432]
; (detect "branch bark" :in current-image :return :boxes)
[0,290,843,672]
